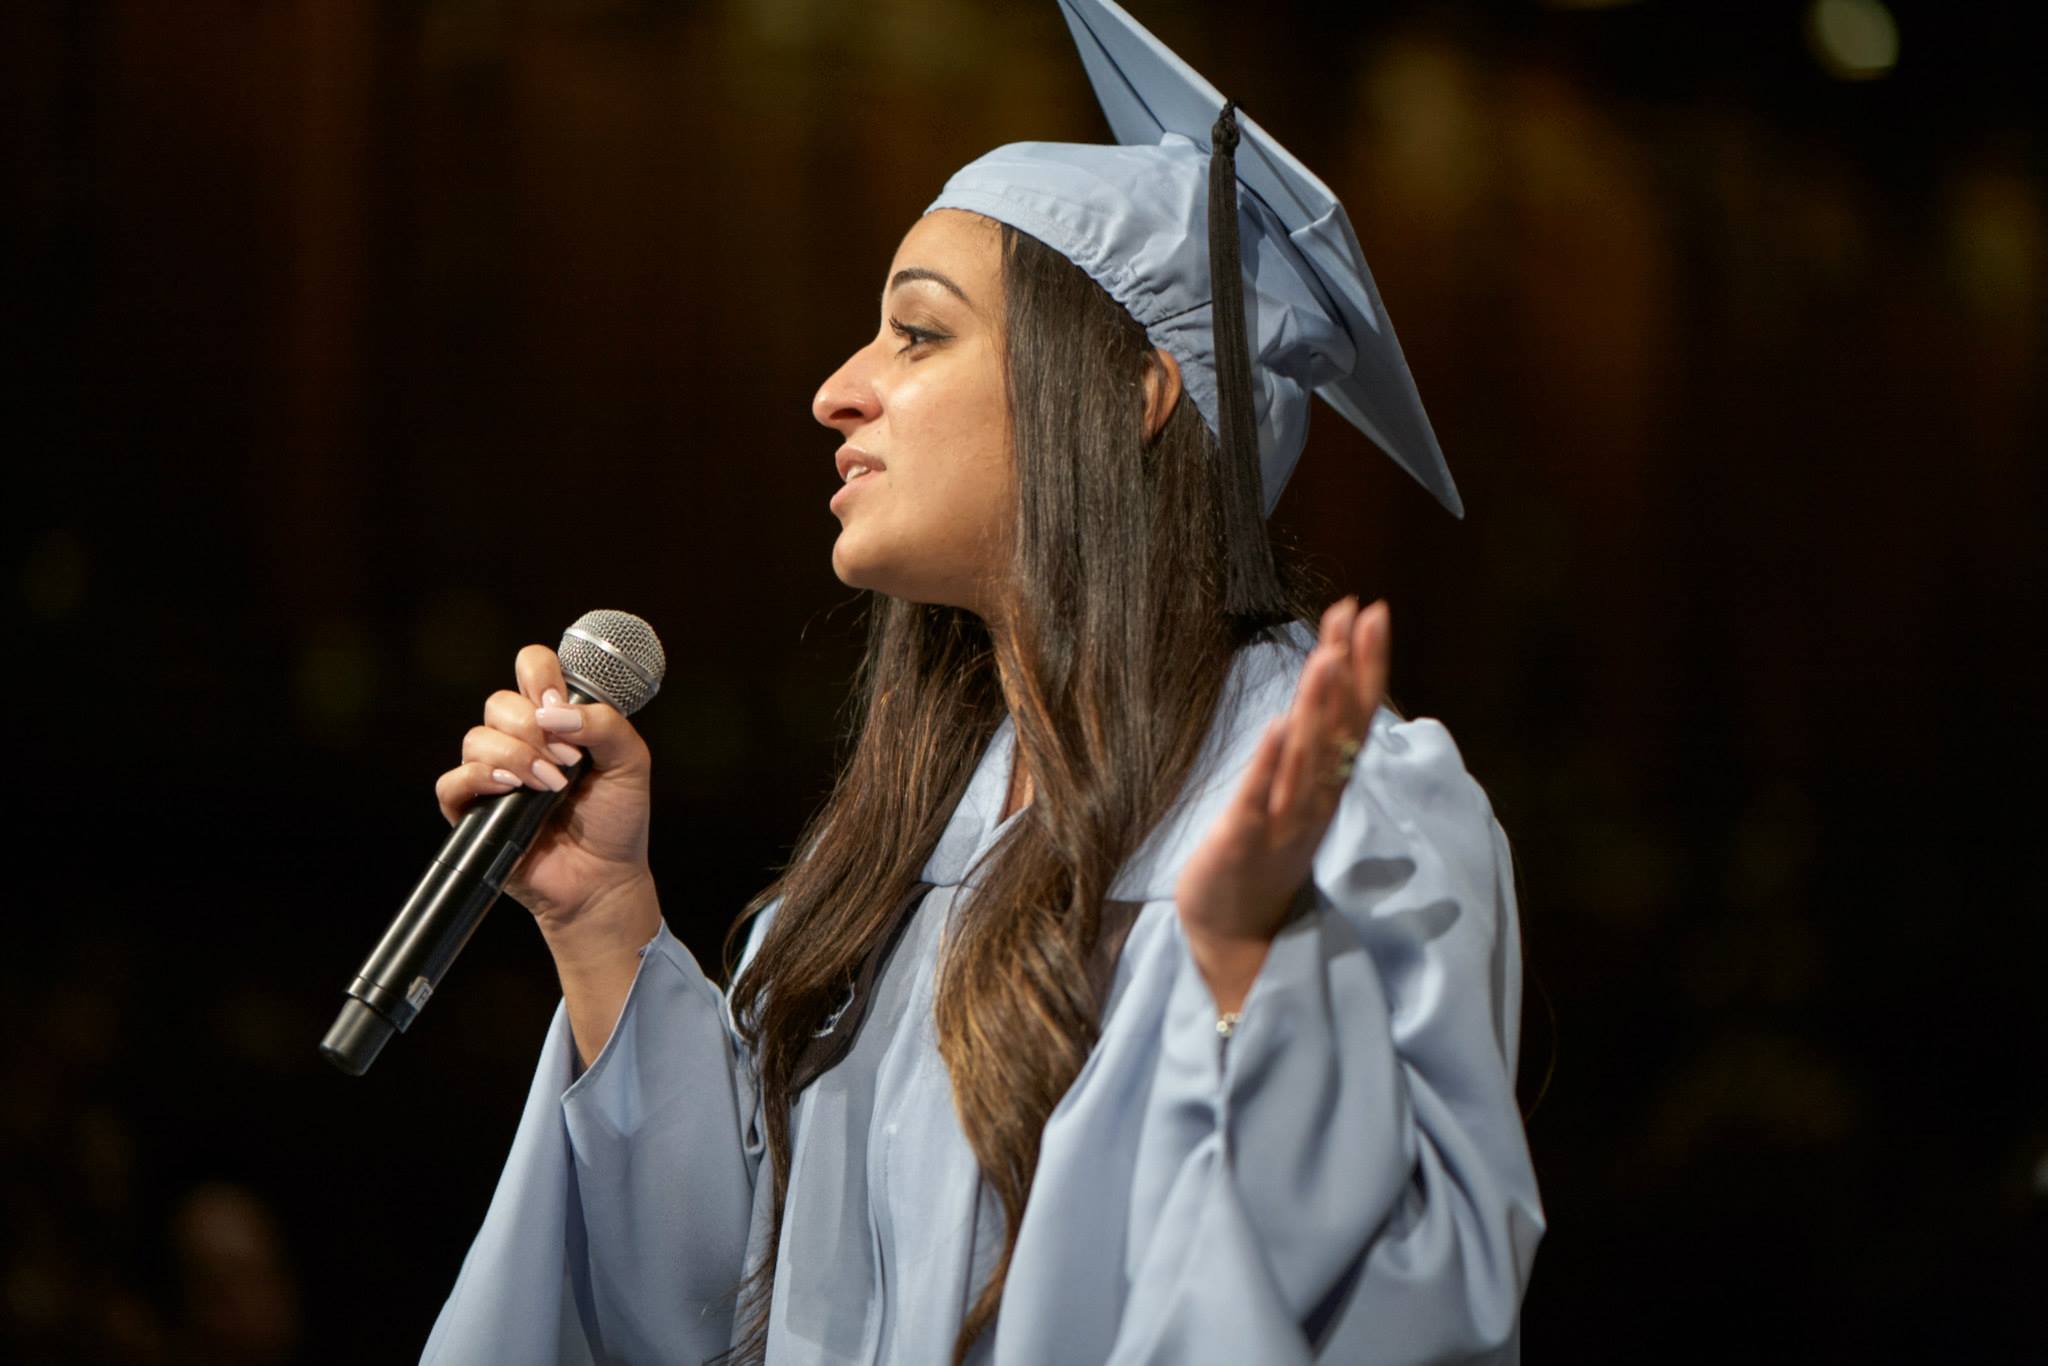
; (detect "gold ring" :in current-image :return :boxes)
[1322,735,1362,788]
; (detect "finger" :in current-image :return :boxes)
[1321,648,1367,751]
[1317,596,1347,652]
[533,697,649,776]
[1351,600,1391,719]
[1272,653,1334,817]
[1319,629,1358,735]
[484,688,544,746]
[1294,649,1368,825]
[461,724,571,793]
[435,760,526,825]
[513,644,569,708]
[1291,615,1340,727]
[1306,598,1372,752]
[1334,594,1361,650]
[1233,718,1286,822]
[485,688,584,769]
[1274,602,1357,811]
[1327,595,1366,713]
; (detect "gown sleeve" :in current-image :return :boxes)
[421,919,765,1366]
[999,706,1543,1366]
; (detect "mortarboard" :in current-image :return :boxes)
[927,0,1460,519]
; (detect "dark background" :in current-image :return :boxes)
[6,0,2043,1361]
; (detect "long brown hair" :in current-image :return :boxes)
[724,224,1301,1364]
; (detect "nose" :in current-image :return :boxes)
[812,342,881,433]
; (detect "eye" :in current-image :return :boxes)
[889,318,948,354]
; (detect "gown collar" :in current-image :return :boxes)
[920,715,1027,889]
[917,628,1310,900]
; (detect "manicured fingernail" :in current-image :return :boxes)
[546,742,582,767]
[533,759,569,791]
[536,704,583,733]
[542,689,563,706]
[490,768,523,787]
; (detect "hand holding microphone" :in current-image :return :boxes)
[437,636,655,933]
[322,610,666,1075]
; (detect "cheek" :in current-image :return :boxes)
[959,435,1012,534]
[936,371,1012,508]
[897,376,1012,521]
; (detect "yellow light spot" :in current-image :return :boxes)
[1805,0,1899,81]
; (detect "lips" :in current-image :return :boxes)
[835,446,887,483]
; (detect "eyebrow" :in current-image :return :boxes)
[888,267,972,307]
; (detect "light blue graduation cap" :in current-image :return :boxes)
[928,0,1460,519]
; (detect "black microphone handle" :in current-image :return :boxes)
[320,686,597,1076]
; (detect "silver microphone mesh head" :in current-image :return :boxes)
[557,610,666,716]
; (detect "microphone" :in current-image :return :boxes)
[320,609,667,1076]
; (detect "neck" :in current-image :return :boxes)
[1001,754,1033,821]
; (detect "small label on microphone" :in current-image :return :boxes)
[406,976,435,1010]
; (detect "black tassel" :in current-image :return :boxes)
[1208,102,1271,613]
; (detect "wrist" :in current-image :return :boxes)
[537,871,662,969]
[1178,914,1269,1016]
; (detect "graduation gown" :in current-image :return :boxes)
[422,629,1543,1365]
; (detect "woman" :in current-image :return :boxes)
[423,4,1540,1363]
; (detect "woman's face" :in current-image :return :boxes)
[813,210,1012,617]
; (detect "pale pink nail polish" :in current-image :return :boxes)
[533,759,569,791]
[490,768,522,787]
[542,688,563,707]
[536,705,584,734]
[547,742,582,767]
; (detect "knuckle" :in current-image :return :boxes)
[485,689,533,730]
[464,727,527,767]
[437,765,482,818]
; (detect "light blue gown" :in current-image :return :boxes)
[422,630,1543,1364]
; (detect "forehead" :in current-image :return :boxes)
[888,209,1004,299]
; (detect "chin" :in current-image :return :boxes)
[830,529,992,613]
[829,535,864,587]
[829,533,890,595]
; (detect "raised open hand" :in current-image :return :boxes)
[1176,597,1390,1015]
